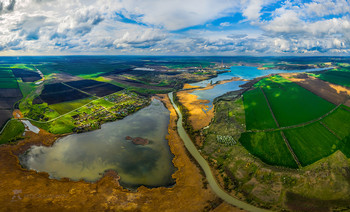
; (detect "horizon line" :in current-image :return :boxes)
[1,55,350,58]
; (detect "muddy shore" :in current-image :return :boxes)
[177,77,244,133]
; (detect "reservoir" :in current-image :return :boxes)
[20,99,176,189]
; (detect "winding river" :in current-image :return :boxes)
[171,66,332,211]
[168,92,268,212]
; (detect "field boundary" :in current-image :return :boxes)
[0,118,14,135]
[280,131,302,168]
[342,106,350,113]
[61,82,96,98]
[259,87,280,127]
[319,121,342,140]
[22,98,101,124]
[260,87,302,168]
[18,90,122,124]
[247,103,341,133]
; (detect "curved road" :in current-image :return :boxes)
[168,92,269,212]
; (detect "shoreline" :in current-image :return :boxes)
[177,77,246,133]
[176,69,350,211]
[0,94,229,211]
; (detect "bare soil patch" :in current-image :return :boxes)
[0,88,22,98]
[65,80,124,97]
[51,73,83,83]
[0,110,12,128]
[33,83,91,105]
[12,69,41,82]
[280,73,350,105]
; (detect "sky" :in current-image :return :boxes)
[0,0,349,56]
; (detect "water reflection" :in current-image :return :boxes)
[189,66,332,111]
[20,99,176,189]
[191,81,246,111]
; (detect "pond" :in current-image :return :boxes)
[20,99,176,189]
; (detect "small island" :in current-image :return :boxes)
[125,136,149,145]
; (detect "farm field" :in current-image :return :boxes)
[0,120,25,144]
[0,97,21,109]
[0,87,23,128]
[256,75,335,127]
[12,68,41,82]
[322,106,350,139]
[243,88,277,130]
[17,81,36,97]
[49,97,96,115]
[33,83,91,105]
[33,114,76,134]
[283,122,340,166]
[281,73,349,105]
[42,59,130,78]
[0,69,18,89]
[239,131,298,168]
[340,136,350,158]
[239,74,349,168]
[65,80,124,97]
[0,110,13,129]
[316,69,350,87]
[0,78,18,88]
[31,91,149,134]
[0,69,15,78]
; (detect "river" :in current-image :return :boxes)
[169,66,331,211]
[168,92,268,212]
[190,66,332,87]
[189,66,332,112]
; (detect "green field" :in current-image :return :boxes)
[9,64,35,71]
[283,122,340,166]
[339,135,350,158]
[243,88,277,130]
[0,69,18,88]
[18,81,36,97]
[0,120,25,144]
[240,75,342,168]
[316,69,350,87]
[239,131,298,168]
[0,69,14,78]
[43,63,129,78]
[93,98,114,108]
[322,106,350,139]
[257,75,335,127]
[23,103,61,121]
[0,78,18,88]
[32,115,76,134]
[49,97,96,114]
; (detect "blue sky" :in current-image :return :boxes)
[0,0,349,55]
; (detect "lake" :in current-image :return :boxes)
[20,99,176,189]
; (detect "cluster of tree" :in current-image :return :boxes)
[216,135,236,146]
